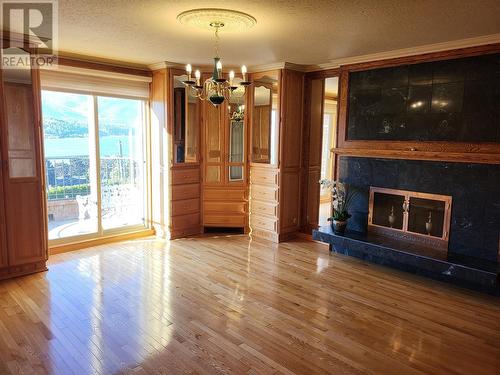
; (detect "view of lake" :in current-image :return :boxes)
[44,136,133,158]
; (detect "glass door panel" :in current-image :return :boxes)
[408,197,445,238]
[42,90,98,240]
[229,120,244,181]
[186,90,199,163]
[252,85,271,163]
[97,96,146,230]
[172,73,199,163]
[372,192,405,230]
[228,81,245,181]
[206,104,221,162]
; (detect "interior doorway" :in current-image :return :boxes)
[318,77,338,226]
[303,74,339,233]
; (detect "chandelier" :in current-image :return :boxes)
[229,104,245,122]
[177,9,256,106]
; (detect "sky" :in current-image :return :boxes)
[41,90,143,128]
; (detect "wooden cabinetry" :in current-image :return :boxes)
[0,45,48,279]
[169,70,202,238]
[0,148,7,268]
[249,69,305,242]
[201,75,248,230]
[158,67,303,241]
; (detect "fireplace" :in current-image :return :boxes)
[368,187,452,250]
[312,156,500,295]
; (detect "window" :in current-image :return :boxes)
[42,90,148,242]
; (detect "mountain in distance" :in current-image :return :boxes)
[41,90,142,139]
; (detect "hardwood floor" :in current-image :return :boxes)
[0,235,499,375]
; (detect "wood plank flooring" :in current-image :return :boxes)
[0,235,499,374]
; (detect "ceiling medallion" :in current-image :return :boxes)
[177,9,256,106]
[177,8,257,32]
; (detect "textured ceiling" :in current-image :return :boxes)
[54,0,500,68]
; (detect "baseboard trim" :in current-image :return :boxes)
[49,229,156,255]
[0,261,48,281]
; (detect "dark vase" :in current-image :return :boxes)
[330,219,347,235]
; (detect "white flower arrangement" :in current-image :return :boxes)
[318,179,357,221]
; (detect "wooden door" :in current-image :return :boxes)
[1,65,48,268]
[279,69,305,240]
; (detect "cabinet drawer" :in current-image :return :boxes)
[172,168,200,185]
[204,189,246,201]
[172,183,199,200]
[204,201,246,214]
[250,200,277,217]
[172,198,199,216]
[250,169,278,186]
[250,215,277,232]
[203,214,245,227]
[171,213,200,230]
[250,185,278,202]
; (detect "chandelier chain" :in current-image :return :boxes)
[214,27,220,58]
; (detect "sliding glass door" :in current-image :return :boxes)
[97,97,146,230]
[42,90,148,243]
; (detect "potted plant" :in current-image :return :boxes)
[319,179,358,235]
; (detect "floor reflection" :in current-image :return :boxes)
[0,235,498,374]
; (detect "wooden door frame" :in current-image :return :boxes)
[300,71,340,234]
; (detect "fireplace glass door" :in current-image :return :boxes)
[369,187,452,248]
[372,191,405,230]
[407,197,446,238]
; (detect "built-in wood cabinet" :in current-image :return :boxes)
[249,68,305,242]
[0,150,7,268]
[169,70,202,238]
[0,45,48,279]
[152,66,304,241]
[202,73,248,230]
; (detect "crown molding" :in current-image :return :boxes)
[56,33,500,76]
[41,63,152,82]
[148,60,186,71]
[248,62,286,73]
[248,62,310,73]
[283,62,308,72]
[56,51,150,71]
[304,33,500,72]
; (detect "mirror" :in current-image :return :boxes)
[173,74,199,163]
[228,79,245,181]
[252,75,278,164]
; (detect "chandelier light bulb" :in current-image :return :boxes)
[195,69,201,85]
[216,60,223,75]
[229,70,235,85]
[186,64,192,80]
[241,65,247,81]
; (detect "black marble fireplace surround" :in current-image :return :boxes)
[313,156,500,294]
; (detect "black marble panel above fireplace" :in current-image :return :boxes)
[338,156,500,263]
